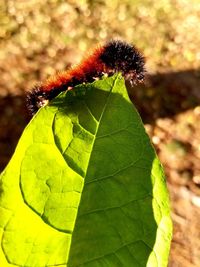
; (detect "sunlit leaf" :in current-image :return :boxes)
[0,74,172,266]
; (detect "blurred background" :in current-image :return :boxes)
[0,0,200,266]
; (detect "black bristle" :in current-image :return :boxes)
[26,85,49,115]
[100,40,145,82]
[26,84,65,115]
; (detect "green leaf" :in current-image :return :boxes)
[0,74,172,267]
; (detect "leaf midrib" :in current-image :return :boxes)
[67,76,118,265]
[83,76,118,180]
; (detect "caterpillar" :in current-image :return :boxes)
[26,40,145,115]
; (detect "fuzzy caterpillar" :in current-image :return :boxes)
[27,40,145,115]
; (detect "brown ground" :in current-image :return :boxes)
[0,1,200,266]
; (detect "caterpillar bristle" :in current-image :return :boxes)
[27,40,145,115]
[100,40,145,83]
[26,84,49,115]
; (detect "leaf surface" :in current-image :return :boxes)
[0,74,172,267]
